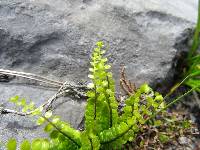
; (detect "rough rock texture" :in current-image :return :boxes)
[0,0,198,148]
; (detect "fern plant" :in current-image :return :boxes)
[6,42,194,150]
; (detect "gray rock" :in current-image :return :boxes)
[0,0,198,147]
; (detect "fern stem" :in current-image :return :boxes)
[42,116,81,148]
[106,76,113,127]
[164,71,200,100]
[100,125,133,144]
[147,87,196,123]
[89,138,94,150]
[94,85,97,120]
[164,74,190,99]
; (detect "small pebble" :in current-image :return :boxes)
[178,136,190,145]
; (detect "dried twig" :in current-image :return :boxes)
[0,69,63,87]
[43,81,87,111]
[120,66,136,96]
[0,69,88,116]
[0,107,31,116]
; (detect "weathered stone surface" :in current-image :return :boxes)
[0,0,198,147]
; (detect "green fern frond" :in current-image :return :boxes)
[85,41,119,134]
